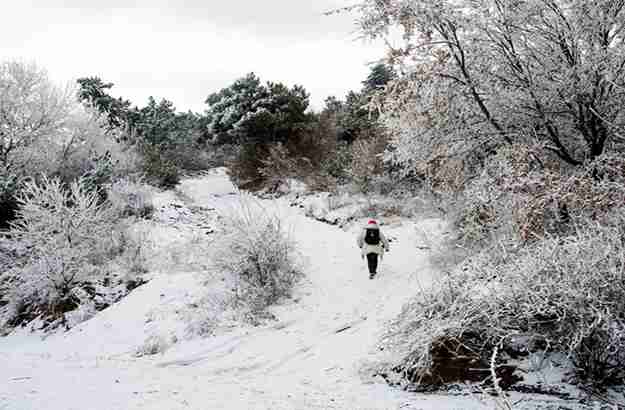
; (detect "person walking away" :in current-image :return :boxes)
[357,219,390,279]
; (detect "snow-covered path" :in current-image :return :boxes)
[0,172,480,410]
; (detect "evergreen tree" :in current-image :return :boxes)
[205,73,311,145]
[320,63,394,143]
[362,63,395,94]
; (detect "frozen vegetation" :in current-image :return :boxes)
[0,170,449,410]
[3,1,625,407]
[1,169,621,409]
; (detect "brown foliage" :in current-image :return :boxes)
[387,144,625,389]
[348,136,387,192]
[230,120,345,192]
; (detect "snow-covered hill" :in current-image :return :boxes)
[0,170,502,410]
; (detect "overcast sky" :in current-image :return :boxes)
[1,1,386,113]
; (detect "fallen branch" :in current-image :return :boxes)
[334,316,368,334]
[335,325,352,334]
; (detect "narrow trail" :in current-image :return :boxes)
[0,172,478,410]
[148,175,450,409]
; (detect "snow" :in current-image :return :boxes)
[0,170,591,409]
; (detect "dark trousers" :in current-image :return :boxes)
[366,253,378,274]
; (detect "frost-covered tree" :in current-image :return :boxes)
[0,61,73,168]
[204,73,262,144]
[77,78,198,147]
[205,73,311,145]
[77,78,212,185]
[77,77,135,138]
[0,61,79,227]
[354,0,625,170]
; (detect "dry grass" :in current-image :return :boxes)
[107,178,155,219]
[387,215,625,387]
[386,149,625,389]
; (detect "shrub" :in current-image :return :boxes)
[183,294,227,338]
[228,116,347,192]
[115,225,151,276]
[213,199,302,312]
[85,149,114,188]
[140,144,180,188]
[107,178,155,219]
[227,144,266,190]
[458,149,625,245]
[386,153,625,389]
[259,142,313,191]
[386,214,625,388]
[0,166,20,229]
[6,176,114,326]
[204,143,238,168]
[454,200,497,246]
[348,136,387,193]
[162,143,212,172]
[319,140,352,181]
[134,333,174,357]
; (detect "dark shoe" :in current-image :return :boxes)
[369,272,376,279]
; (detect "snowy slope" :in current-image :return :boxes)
[1,169,495,410]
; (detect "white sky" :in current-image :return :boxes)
[1,0,387,113]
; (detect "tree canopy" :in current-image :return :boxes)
[77,77,204,148]
[204,73,311,145]
[355,0,625,169]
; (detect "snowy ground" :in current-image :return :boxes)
[0,170,595,410]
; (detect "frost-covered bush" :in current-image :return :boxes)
[184,311,218,338]
[452,148,625,246]
[115,224,151,276]
[350,0,625,389]
[0,60,144,228]
[107,178,155,219]
[348,137,386,193]
[183,294,228,338]
[214,200,302,312]
[6,176,114,325]
[386,212,625,387]
[63,288,98,328]
[384,153,625,388]
[134,333,174,357]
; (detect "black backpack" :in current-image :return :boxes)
[364,228,381,245]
